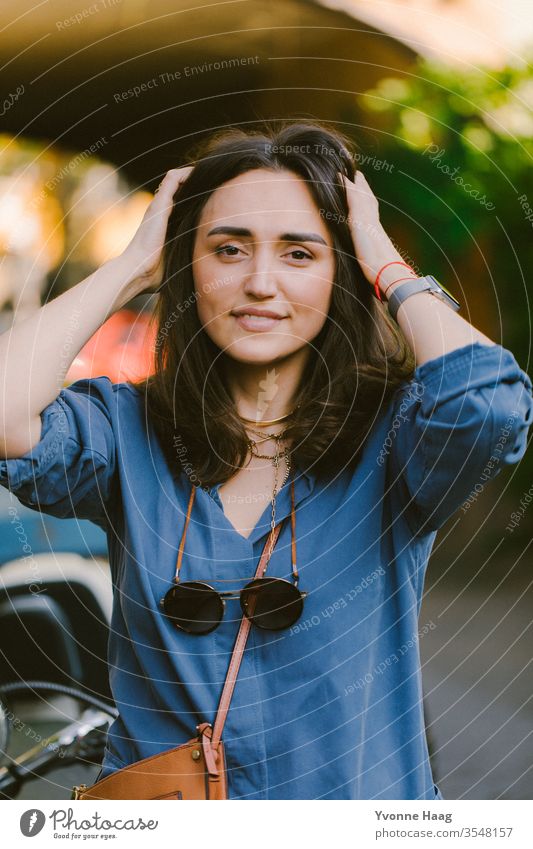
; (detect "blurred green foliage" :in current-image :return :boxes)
[357,56,533,370]
[356,57,533,548]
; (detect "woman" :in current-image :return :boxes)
[0,122,531,800]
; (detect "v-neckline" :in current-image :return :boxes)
[207,480,282,543]
[205,466,314,546]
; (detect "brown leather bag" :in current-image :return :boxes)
[72,520,283,800]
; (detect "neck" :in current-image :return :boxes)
[224,347,309,424]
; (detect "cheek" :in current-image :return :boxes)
[194,267,239,330]
[293,269,335,325]
[192,248,212,293]
[195,285,225,329]
[193,253,222,316]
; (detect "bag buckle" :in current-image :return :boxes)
[194,723,219,777]
[71,784,87,800]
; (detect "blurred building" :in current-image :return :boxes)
[324,0,533,68]
[0,0,420,188]
[2,1,531,190]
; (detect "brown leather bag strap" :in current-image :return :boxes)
[174,483,196,581]
[211,518,284,749]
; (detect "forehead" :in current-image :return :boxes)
[197,168,332,242]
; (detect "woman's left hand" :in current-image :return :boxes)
[339,171,412,292]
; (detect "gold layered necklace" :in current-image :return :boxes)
[241,411,295,563]
[239,409,295,426]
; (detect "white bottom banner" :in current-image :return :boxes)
[3,799,531,848]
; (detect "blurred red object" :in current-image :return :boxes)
[65,309,156,385]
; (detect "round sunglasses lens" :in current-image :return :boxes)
[241,578,304,630]
[162,582,223,634]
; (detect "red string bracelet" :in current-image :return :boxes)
[374,261,416,302]
[381,274,419,299]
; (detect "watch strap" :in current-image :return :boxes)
[386,275,461,322]
[387,278,432,322]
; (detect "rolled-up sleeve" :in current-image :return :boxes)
[0,376,117,529]
[389,341,533,534]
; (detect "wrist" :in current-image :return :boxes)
[381,271,419,300]
[378,264,418,295]
[110,254,155,304]
[374,259,418,301]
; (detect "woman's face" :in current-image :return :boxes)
[191,168,336,365]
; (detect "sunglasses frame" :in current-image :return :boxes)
[160,576,308,634]
[161,478,303,635]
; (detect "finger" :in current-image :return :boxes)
[339,171,367,200]
[146,168,193,226]
[355,171,379,204]
[347,173,381,220]
[154,166,194,197]
[339,175,370,234]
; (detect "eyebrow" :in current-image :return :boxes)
[206,225,328,246]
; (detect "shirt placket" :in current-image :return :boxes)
[205,472,311,799]
[204,485,269,799]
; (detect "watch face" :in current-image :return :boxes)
[429,276,461,309]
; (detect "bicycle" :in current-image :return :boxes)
[0,680,117,799]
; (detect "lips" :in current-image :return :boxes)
[231,309,287,333]
[231,307,287,319]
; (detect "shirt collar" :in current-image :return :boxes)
[177,461,316,547]
[296,464,315,496]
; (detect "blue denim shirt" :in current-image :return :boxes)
[1,342,532,799]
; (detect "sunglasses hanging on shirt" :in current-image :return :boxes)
[160,477,307,634]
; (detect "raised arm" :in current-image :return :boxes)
[341,170,532,534]
[0,166,192,459]
[341,170,496,363]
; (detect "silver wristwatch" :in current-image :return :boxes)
[386,275,461,322]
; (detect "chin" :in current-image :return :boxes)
[221,336,298,365]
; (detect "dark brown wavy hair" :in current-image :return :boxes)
[132,120,415,487]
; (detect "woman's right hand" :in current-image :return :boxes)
[121,165,194,294]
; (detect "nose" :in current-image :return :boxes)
[242,248,278,299]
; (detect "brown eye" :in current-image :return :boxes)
[214,244,241,257]
[287,250,312,261]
